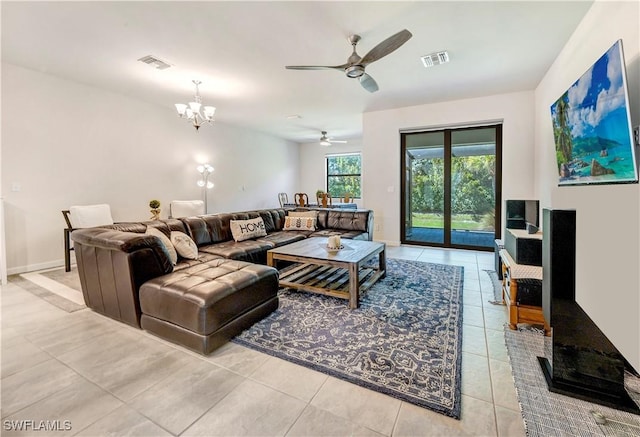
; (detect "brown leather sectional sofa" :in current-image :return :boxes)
[71,207,373,354]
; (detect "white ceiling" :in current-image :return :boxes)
[1,1,593,144]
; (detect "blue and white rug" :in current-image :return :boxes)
[233,258,464,418]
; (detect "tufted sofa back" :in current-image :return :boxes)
[180,209,288,246]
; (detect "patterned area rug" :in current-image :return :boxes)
[233,258,464,418]
[484,269,505,305]
[505,328,640,436]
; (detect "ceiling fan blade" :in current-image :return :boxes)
[330,140,348,144]
[285,64,347,71]
[359,73,379,93]
[360,29,412,66]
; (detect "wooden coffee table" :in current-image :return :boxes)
[267,237,386,309]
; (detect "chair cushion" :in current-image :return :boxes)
[69,204,114,228]
[170,200,205,218]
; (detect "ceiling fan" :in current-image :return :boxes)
[319,131,347,146]
[286,29,412,93]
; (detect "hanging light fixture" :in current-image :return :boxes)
[197,164,214,213]
[175,80,216,131]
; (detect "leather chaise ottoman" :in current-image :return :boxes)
[139,258,279,355]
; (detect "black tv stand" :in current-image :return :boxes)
[538,356,639,414]
[539,209,640,415]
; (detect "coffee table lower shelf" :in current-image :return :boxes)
[278,263,384,304]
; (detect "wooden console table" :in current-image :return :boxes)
[499,249,545,331]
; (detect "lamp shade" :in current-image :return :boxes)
[175,103,187,116]
[204,106,216,119]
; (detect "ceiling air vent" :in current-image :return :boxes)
[421,51,450,68]
[137,55,171,70]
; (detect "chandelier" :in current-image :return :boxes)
[175,80,216,131]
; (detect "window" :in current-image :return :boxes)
[326,153,361,198]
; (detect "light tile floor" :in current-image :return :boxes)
[1,246,527,436]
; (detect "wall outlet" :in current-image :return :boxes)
[374,224,381,231]
[11,182,21,192]
[633,125,639,148]
[387,186,394,193]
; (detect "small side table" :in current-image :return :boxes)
[499,249,546,331]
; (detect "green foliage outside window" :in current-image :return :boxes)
[411,155,495,219]
[326,154,361,198]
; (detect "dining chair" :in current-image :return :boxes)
[294,193,309,207]
[278,192,289,207]
[169,200,205,218]
[62,204,114,272]
[317,192,332,207]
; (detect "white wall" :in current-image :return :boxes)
[362,91,535,244]
[1,63,299,273]
[534,1,640,370]
[298,139,364,208]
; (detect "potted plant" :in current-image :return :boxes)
[149,199,161,220]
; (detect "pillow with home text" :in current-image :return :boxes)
[230,217,267,242]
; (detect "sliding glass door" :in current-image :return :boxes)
[401,125,502,250]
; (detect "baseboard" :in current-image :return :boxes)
[377,239,401,247]
[7,259,70,276]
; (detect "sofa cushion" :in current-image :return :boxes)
[173,253,224,271]
[310,229,369,240]
[283,216,316,231]
[139,258,278,336]
[171,231,198,260]
[230,217,267,242]
[199,239,275,263]
[256,231,306,247]
[146,226,178,265]
[327,210,368,232]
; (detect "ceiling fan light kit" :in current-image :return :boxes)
[285,29,412,93]
[175,80,216,131]
[319,131,347,146]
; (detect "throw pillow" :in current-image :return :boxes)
[230,217,267,242]
[170,231,198,260]
[288,210,318,218]
[146,226,178,265]
[283,216,316,231]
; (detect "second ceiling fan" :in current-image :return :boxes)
[319,131,346,146]
[286,29,412,93]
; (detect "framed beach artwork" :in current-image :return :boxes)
[550,39,638,186]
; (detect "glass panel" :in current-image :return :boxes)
[327,154,361,197]
[450,128,496,248]
[405,131,445,244]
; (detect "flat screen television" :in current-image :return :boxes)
[550,39,638,186]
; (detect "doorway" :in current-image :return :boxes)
[401,125,502,250]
